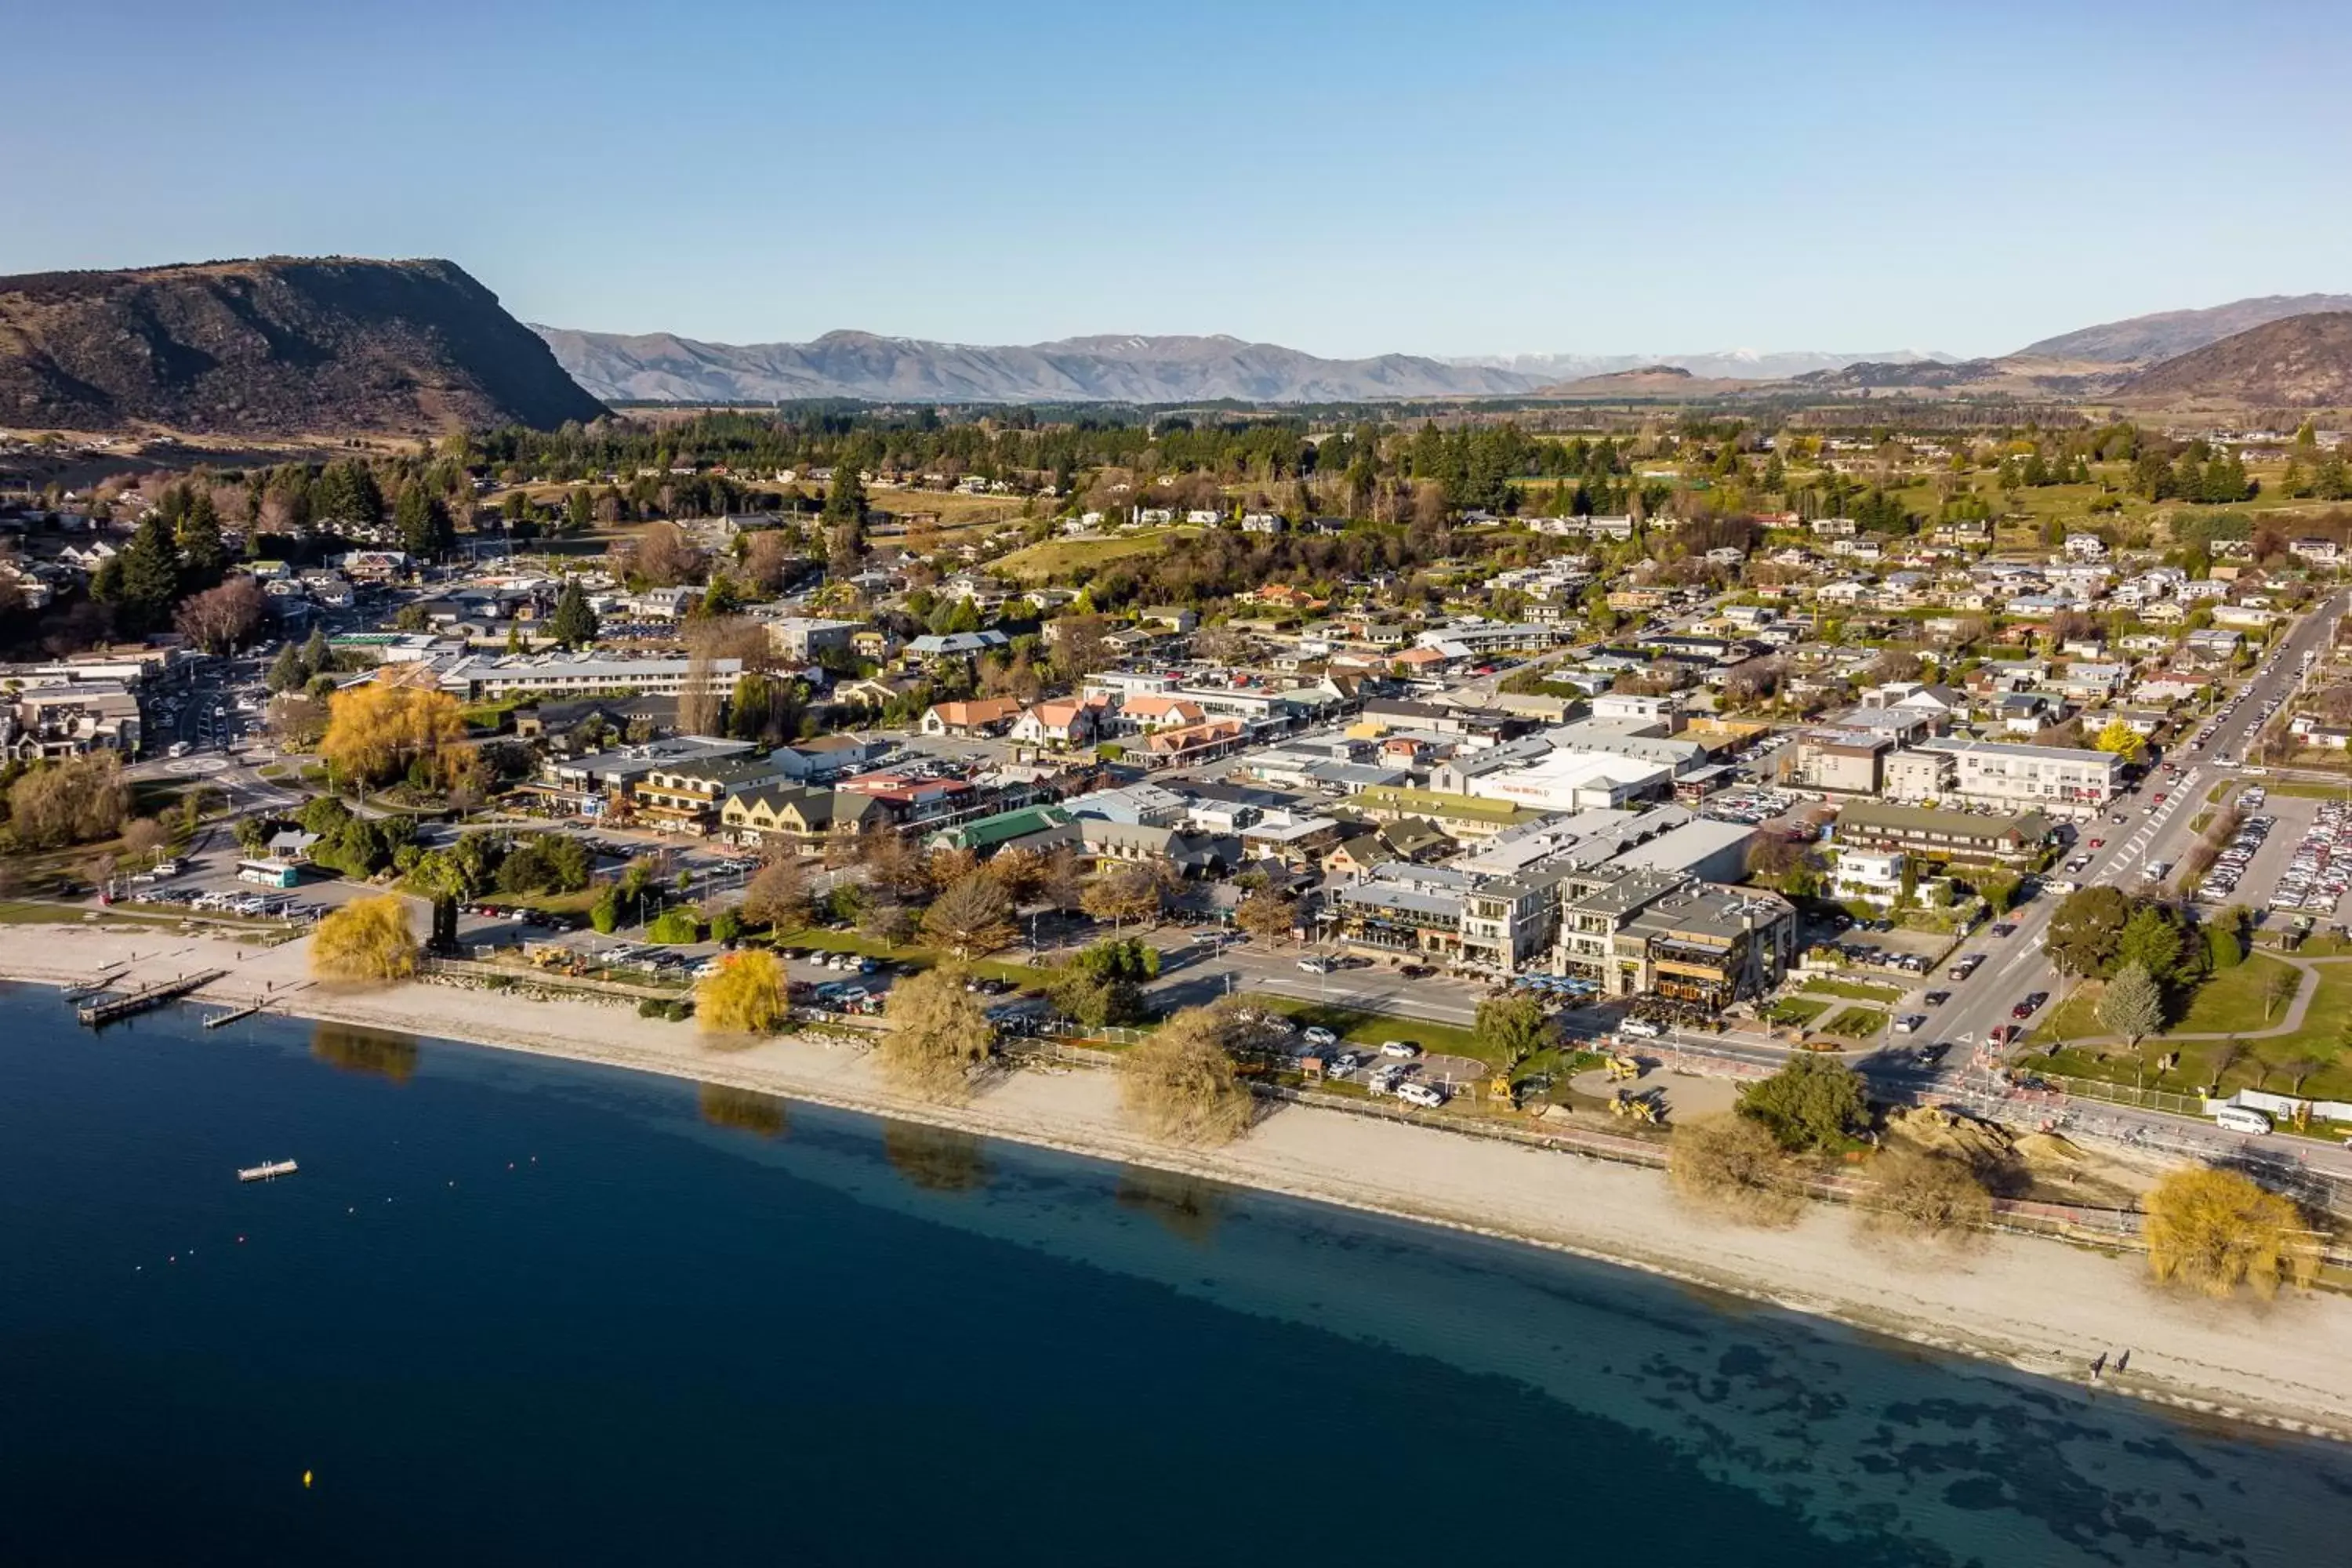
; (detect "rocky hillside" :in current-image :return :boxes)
[0,258,607,434]
[2116,312,2352,406]
[536,326,1549,405]
[2018,293,2352,364]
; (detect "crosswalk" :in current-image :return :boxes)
[2095,765,2201,888]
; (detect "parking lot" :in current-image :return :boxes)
[2186,788,2352,924]
[1700,782,1799,827]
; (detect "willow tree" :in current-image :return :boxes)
[310,895,420,985]
[2143,1167,2319,1299]
[697,949,787,1035]
[875,967,995,1102]
[1120,1002,1255,1145]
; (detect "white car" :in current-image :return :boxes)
[1380,1040,1421,1058]
[1301,1025,1338,1047]
[1619,1018,1663,1040]
[1396,1081,1447,1109]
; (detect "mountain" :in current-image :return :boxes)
[1452,347,1958,382]
[535,327,1554,405]
[2115,313,2352,406]
[1530,365,1761,399]
[0,257,606,434]
[2016,294,2352,365]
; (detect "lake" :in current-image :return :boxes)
[5,996,2350,1566]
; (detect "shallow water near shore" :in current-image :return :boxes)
[5,999,2351,1566]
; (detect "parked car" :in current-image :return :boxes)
[1301,1025,1338,1047]
[1396,1081,1447,1109]
[1893,1014,1926,1034]
[1380,1040,1421,1058]
[1297,956,1334,974]
[1619,1018,1663,1039]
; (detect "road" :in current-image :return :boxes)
[1896,593,2352,1185]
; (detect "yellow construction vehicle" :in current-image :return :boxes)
[1606,1054,1643,1083]
[1610,1088,1665,1126]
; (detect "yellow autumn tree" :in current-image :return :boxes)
[319,667,466,786]
[310,895,420,985]
[696,949,788,1035]
[2092,718,2145,764]
[2143,1166,2320,1299]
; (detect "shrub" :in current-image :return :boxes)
[646,908,701,944]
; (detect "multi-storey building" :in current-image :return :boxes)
[1900,737,2124,811]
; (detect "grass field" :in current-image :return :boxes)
[1239,993,1491,1062]
[1819,1006,1885,1038]
[2034,956,2352,1100]
[771,924,1056,988]
[2252,779,2352,799]
[1762,996,1831,1027]
[991,528,1198,582]
[1801,976,1902,1004]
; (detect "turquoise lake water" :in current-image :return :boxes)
[5,996,2350,1566]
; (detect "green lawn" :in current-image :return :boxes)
[771,924,1057,988]
[1762,996,1831,1027]
[2036,958,2352,1102]
[1801,976,1902,1004]
[1819,1006,1885,1038]
[991,528,1200,583]
[2252,779,2352,800]
[1238,993,1492,1063]
[2170,954,2305,1036]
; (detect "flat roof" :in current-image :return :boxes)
[1835,800,2051,840]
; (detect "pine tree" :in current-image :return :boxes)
[2098,962,2165,1048]
[103,516,183,635]
[548,579,598,648]
[394,485,452,557]
[176,488,226,586]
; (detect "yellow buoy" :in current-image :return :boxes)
[303,1470,313,1489]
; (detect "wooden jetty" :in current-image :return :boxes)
[237,1159,299,1183]
[75,968,227,1027]
[60,966,130,1002]
[203,1002,264,1030]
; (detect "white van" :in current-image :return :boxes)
[1620,1018,1663,1040]
[2213,1105,2274,1136]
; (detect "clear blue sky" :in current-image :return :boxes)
[5,0,2347,359]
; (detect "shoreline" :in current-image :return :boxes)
[11,920,2352,1442]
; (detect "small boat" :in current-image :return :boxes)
[237,1159,299,1183]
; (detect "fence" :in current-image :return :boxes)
[419,956,683,1004]
[2038,1074,2209,1118]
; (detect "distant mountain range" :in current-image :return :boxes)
[0,257,604,433]
[8,255,2349,432]
[535,328,1549,405]
[1445,347,1960,382]
[2016,294,2352,364]
[537,328,1974,405]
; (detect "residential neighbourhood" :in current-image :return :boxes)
[12,411,2352,1256]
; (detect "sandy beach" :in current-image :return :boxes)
[13,917,2352,1438]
